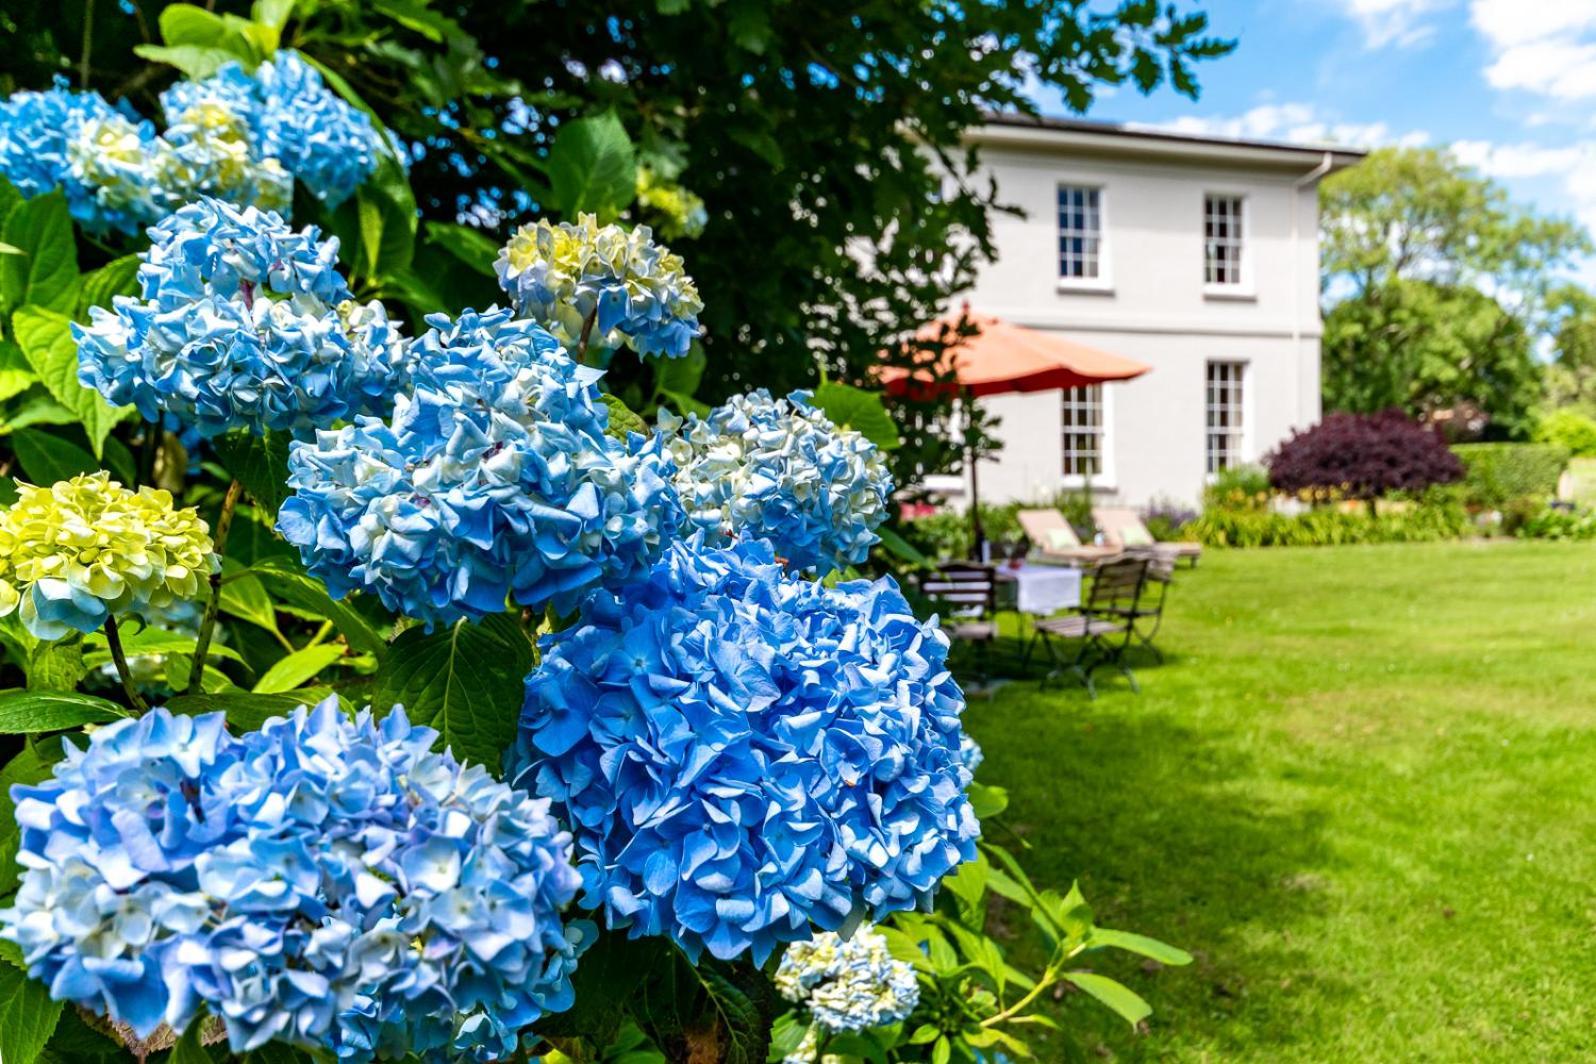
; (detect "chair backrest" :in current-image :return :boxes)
[920,562,997,616]
[1093,506,1156,549]
[1146,554,1176,583]
[1086,556,1148,615]
[1017,508,1082,551]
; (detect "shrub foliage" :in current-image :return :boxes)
[1268,411,1463,501]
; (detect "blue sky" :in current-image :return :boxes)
[1031,0,1596,261]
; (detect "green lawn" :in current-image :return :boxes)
[964,541,1596,1062]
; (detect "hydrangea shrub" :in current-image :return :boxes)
[74,200,407,438]
[0,52,380,234]
[510,538,979,963]
[2,700,588,1062]
[0,33,1187,1060]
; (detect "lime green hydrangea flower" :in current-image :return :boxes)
[635,166,708,239]
[495,213,703,358]
[0,473,215,640]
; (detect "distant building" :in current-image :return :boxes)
[956,114,1364,508]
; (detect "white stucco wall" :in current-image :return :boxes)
[954,132,1338,508]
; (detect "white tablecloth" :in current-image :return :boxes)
[997,564,1082,615]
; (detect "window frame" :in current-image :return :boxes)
[1055,183,1113,293]
[1204,360,1249,476]
[1202,192,1253,297]
[1061,382,1114,488]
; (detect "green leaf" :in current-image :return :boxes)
[11,429,96,484]
[251,0,296,32]
[12,306,131,457]
[0,340,38,404]
[546,111,637,221]
[83,626,246,667]
[159,3,232,45]
[132,43,243,79]
[352,155,417,281]
[0,742,65,895]
[220,568,282,635]
[253,644,345,693]
[1062,971,1152,1026]
[0,191,77,316]
[809,381,901,450]
[26,639,87,693]
[1087,928,1194,966]
[213,429,293,515]
[250,561,389,658]
[650,347,705,399]
[372,614,533,769]
[166,688,336,730]
[874,525,929,567]
[78,254,141,315]
[930,1035,950,1064]
[0,689,129,732]
[0,943,65,1064]
[169,1018,215,1064]
[695,962,775,1064]
[422,222,501,277]
[600,393,649,440]
[967,781,1009,818]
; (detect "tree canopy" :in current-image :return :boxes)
[1319,147,1589,437]
[5,0,1232,484]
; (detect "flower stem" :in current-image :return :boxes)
[104,616,148,714]
[576,308,598,365]
[186,478,242,696]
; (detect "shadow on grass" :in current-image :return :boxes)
[962,678,1350,1060]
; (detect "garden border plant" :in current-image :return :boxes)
[0,12,1191,1064]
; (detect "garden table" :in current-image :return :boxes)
[994,563,1082,615]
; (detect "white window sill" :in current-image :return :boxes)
[1056,279,1115,295]
[1203,285,1256,302]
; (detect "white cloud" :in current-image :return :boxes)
[1452,136,1596,237]
[1341,0,1454,48]
[1135,103,1428,150]
[1451,140,1587,177]
[1471,0,1596,100]
[1470,0,1596,49]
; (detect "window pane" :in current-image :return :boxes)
[1058,186,1102,280]
[1205,362,1245,473]
[1203,195,1245,286]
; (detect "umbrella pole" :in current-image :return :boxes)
[964,387,986,562]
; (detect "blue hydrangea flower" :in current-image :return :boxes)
[161,51,381,207]
[509,538,979,965]
[74,199,408,438]
[277,307,684,628]
[776,925,920,1033]
[156,82,294,216]
[661,390,894,575]
[0,78,163,235]
[0,700,589,1062]
[495,214,703,359]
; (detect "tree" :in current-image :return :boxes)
[1319,147,1588,436]
[5,0,1231,487]
[1321,279,1539,439]
[1544,285,1596,408]
[1268,410,1464,510]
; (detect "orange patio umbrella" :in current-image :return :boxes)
[881,307,1151,398]
[881,307,1151,559]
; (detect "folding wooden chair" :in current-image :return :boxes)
[1127,553,1175,663]
[917,562,999,680]
[1029,556,1148,697]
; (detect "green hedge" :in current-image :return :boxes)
[1451,443,1569,508]
[1187,502,1473,548]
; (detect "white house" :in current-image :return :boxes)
[956,115,1364,508]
